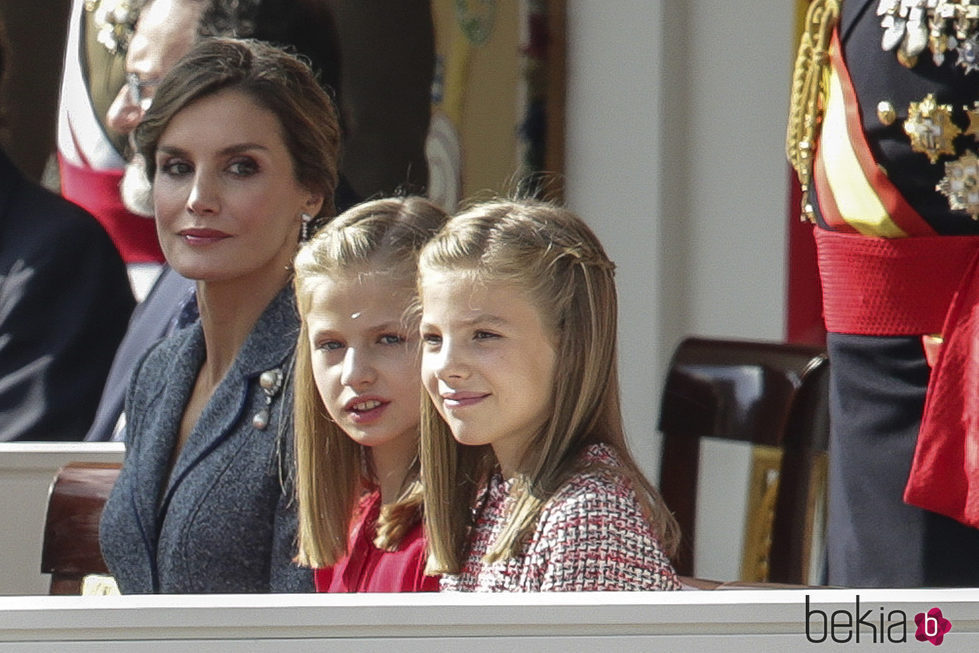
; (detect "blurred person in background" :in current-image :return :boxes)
[0,14,134,441]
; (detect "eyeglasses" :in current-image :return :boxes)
[126,72,160,111]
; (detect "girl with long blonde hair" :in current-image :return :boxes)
[294,196,447,591]
[419,198,680,591]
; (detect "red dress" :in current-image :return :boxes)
[314,491,438,592]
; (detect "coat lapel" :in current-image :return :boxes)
[128,324,205,554]
[159,286,299,512]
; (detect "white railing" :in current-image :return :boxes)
[0,590,977,650]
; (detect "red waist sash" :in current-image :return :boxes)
[816,227,979,527]
[58,154,164,264]
[903,241,979,528]
[814,227,979,335]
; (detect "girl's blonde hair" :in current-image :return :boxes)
[293,196,448,568]
[419,198,680,573]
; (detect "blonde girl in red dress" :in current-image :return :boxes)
[294,196,447,592]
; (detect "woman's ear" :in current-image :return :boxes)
[304,192,325,217]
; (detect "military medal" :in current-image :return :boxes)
[904,93,961,163]
[878,0,979,70]
[953,0,979,57]
[904,0,930,59]
[964,101,979,139]
[84,0,137,54]
[930,0,958,64]
[957,34,979,72]
[937,150,979,219]
[879,0,909,52]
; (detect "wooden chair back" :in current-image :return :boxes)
[41,462,122,594]
[657,336,829,584]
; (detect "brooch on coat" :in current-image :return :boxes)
[903,93,961,163]
[252,368,284,430]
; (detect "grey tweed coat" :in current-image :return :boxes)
[100,286,313,593]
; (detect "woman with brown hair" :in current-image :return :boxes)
[100,37,339,593]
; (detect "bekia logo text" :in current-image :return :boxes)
[806,595,906,644]
[805,596,951,645]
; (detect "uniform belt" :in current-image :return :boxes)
[58,154,164,264]
[814,227,979,335]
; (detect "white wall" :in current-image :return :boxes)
[564,0,795,480]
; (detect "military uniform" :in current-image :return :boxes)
[789,0,979,586]
[57,0,163,264]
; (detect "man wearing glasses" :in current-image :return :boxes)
[58,0,203,299]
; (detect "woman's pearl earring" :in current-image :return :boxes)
[300,213,314,242]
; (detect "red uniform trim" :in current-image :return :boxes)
[58,154,164,264]
[815,30,936,237]
[813,148,858,234]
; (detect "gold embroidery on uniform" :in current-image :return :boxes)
[786,0,841,223]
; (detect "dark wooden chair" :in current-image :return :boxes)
[657,336,829,585]
[41,462,122,594]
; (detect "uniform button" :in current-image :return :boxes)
[877,100,897,126]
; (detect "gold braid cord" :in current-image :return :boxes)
[786,0,841,222]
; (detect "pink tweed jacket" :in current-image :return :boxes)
[440,444,680,592]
